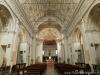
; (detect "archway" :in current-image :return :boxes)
[0,5,13,66]
[72,28,85,64]
[88,4,100,64]
[42,34,58,62]
[33,16,64,31]
[35,20,63,63]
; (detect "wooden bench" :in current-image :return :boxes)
[92,64,100,74]
[75,63,91,73]
[12,63,46,75]
[0,66,10,75]
[55,63,91,75]
[11,63,26,75]
[24,64,46,75]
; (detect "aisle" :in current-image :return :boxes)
[45,61,58,75]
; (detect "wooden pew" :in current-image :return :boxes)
[75,63,91,73]
[25,64,46,75]
[54,63,91,75]
[11,63,26,75]
[92,64,100,74]
[11,63,46,75]
[0,66,10,75]
[55,64,79,75]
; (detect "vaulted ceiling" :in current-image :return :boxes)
[18,0,81,41]
[37,28,62,41]
[19,0,80,31]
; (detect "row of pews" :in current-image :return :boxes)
[0,66,10,75]
[54,63,100,75]
[0,63,47,75]
[11,63,47,75]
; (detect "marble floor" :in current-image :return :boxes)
[45,62,58,75]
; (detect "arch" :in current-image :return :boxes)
[38,21,62,32]
[73,28,83,44]
[0,4,14,66]
[0,4,14,33]
[87,3,100,64]
[72,28,83,50]
[37,28,62,41]
[85,2,100,22]
[33,16,64,31]
[0,2,15,23]
[0,5,12,22]
[71,27,85,64]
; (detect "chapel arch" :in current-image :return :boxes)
[0,4,13,66]
[87,3,100,64]
[72,28,85,64]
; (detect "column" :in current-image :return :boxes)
[63,35,70,64]
[80,19,96,64]
[36,39,43,63]
[32,32,37,64]
[11,19,20,65]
